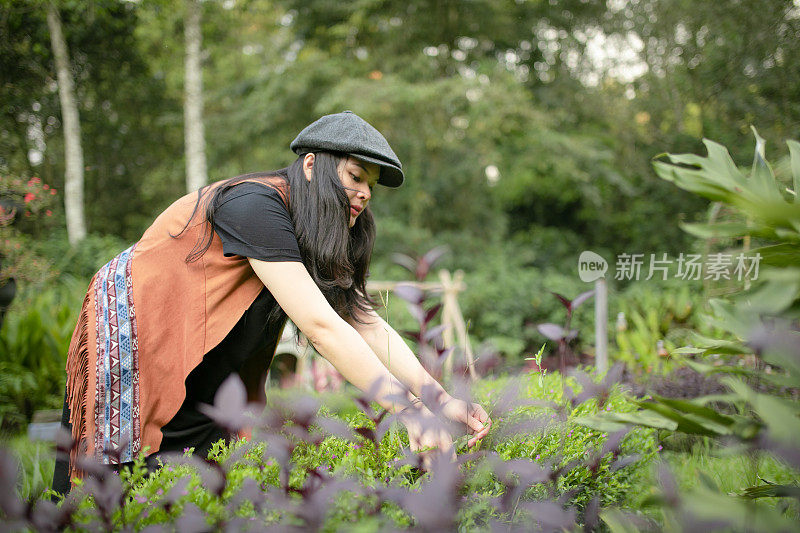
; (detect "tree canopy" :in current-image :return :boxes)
[2,0,798,262]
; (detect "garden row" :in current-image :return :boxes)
[1,135,799,530]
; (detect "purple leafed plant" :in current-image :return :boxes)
[0,255,655,531]
[537,289,594,377]
[0,366,648,531]
[392,246,456,382]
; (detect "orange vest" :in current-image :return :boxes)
[65,175,290,475]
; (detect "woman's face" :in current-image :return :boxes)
[338,156,380,227]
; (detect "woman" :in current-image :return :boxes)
[52,111,491,494]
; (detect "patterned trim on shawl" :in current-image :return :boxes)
[93,243,141,463]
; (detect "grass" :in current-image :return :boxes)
[4,372,799,530]
[624,438,800,526]
[666,444,800,495]
[1,434,55,500]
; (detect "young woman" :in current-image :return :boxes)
[52,111,491,494]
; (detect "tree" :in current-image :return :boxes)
[46,2,86,244]
[184,0,207,192]
[601,0,800,158]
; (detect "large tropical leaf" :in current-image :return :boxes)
[787,139,800,204]
[679,221,751,240]
[651,396,736,427]
[635,400,729,436]
[749,127,784,202]
[723,377,800,445]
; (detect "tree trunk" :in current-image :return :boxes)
[184,0,208,193]
[46,3,86,244]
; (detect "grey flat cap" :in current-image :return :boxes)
[290,111,404,187]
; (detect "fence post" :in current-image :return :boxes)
[438,269,478,381]
[439,270,456,379]
[594,277,608,373]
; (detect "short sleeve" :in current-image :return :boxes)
[212,182,302,262]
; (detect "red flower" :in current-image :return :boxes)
[46,210,53,217]
[50,190,57,195]
[24,192,36,203]
[43,184,49,190]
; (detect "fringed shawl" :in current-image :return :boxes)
[65,175,289,477]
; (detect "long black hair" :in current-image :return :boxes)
[175,152,376,325]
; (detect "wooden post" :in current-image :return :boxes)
[438,270,477,381]
[366,272,476,382]
[439,270,457,378]
[594,278,608,373]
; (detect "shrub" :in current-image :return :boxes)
[0,280,83,432]
[0,175,60,288]
[578,132,800,530]
[32,231,128,282]
[1,369,659,531]
[612,279,706,376]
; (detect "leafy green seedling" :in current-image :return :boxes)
[525,343,547,387]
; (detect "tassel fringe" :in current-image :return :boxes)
[65,274,96,480]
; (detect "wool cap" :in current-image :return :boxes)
[290,111,404,187]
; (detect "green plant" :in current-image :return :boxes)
[456,246,593,361]
[0,175,59,287]
[525,343,547,387]
[32,231,129,282]
[472,370,660,514]
[0,435,54,501]
[0,280,83,432]
[537,289,594,376]
[579,131,800,530]
[612,280,707,376]
[2,369,660,531]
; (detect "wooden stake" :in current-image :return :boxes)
[595,277,608,374]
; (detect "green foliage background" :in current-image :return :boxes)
[6,0,798,249]
[1,0,799,417]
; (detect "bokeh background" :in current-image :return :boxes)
[1,0,799,431]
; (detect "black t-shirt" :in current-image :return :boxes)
[159,182,303,456]
[212,182,302,262]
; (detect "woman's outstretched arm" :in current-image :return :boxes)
[249,258,457,460]
[347,308,492,447]
[248,258,419,414]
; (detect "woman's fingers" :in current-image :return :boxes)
[467,421,489,447]
[466,404,492,448]
[408,399,492,453]
[473,404,492,432]
[465,415,487,435]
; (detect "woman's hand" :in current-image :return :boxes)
[439,397,492,449]
[400,405,455,471]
